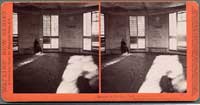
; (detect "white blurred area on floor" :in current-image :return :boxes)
[56,55,98,93]
[138,55,186,93]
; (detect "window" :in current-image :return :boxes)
[13,13,18,52]
[169,11,186,51]
[129,16,145,49]
[83,11,105,52]
[83,12,92,51]
[100,13,105,52]
[43,15,59,49]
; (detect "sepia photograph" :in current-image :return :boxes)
[13,2,100,93]
[0,0,199,102]
[101,2,187,93]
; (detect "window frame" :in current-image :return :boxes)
[13,13,19,52]
[129,16,146,50]
[42,15,59,50]
[169,11,186,51]
[83,11,105,52]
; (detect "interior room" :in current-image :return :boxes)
[101,2,187,93]
[13,2,99,93]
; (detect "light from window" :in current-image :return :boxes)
[169,38,177,50]
[13,13,18,35]
[51,15,59,36]
[169,13,177,37]
[129,16,137,36]
[92,42,99,47]
[83,38,92,51]
[177,12,186,50]
[101,14,105,35]
[83,11,105,52]
[138,38,145,48]
[92,11,98,35]
[137,16,145,36]
[43,15,51,36]
[43,15,59,49]
[169,11,186,51]
[51,38,59,48]
[13,13,18,51]
[129,16,145,49]
[83,12,92,37]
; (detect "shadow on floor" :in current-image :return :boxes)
[14,53,98,93]
[102,53,186,93]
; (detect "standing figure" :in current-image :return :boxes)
[120,38,129,54]
[34,39,42,54]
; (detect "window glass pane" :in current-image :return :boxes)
[51,15,59,36]
[92,11,99,35]
[169,11,186,51]
[92,42,99,46]
[130,16,146,49]
[51,38,59,48]
[84,11,105,52]
[13,13,18,51]
[92,11,98,21]
[177,11,186,21]
[83,38,91,50]
[130,44,137,49]
[137,16,145,36]
[129,16,137,36]
[101,14,105,35]
[178,41,186,47]
[43,37,51,44]
[169,38,177,50]
[101,47,105,51]
[130,37,137,44]
[83,12,92,37]
[177,35,186,47]
[93,47,98,51]
[101,35,105,38]
[43,15,51,36]
[43,44,51,48]
[13,46,18,51]
[138,38,145,48]
[177,21,186,36]
[13,13,18,35]
[13,34,18,37]
[92,21,98,35]
[43,15,59,49]
[169,13,177,36]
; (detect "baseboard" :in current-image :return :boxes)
[148,47,168,53]
[61,47,81,53]
[19,48,34,54]
[105,49,121,54]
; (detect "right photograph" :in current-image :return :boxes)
[101,2,187,93]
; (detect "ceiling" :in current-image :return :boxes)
[101,2,186,10]
[14,2,185,11]
[14,3,98,10]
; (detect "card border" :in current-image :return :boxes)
[1,0,199,102]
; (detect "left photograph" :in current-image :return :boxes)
[13,2,100,93]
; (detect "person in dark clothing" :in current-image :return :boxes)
[120,38,129,54]
[76,71,93,93]
[159,75,176,93]
[34,39,42,53]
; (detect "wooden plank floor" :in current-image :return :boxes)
[102,53,186,93]
[14,53,98,93]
